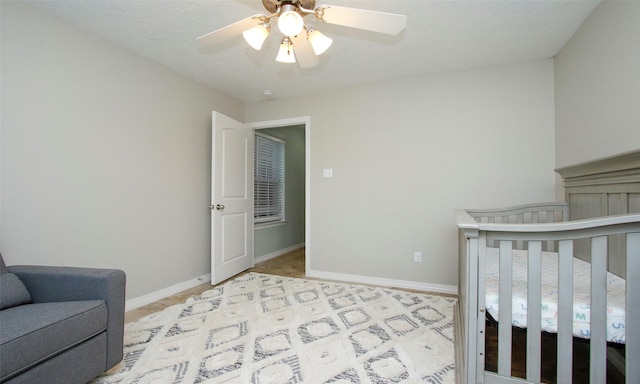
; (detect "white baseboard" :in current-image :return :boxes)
[125,273,211,312]
[306,269,457,296]
[254,242,305,264]
[126,249,455,312]
[126,242,304,312]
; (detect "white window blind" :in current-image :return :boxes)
[254,132,285,224]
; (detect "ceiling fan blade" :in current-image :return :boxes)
[291,33,319,68]
[315,5,406,35]
[196,15,265,46]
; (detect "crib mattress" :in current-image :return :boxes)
[484,247,626,343]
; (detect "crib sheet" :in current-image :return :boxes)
[484,247,626,343]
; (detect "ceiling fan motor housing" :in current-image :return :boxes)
[262,0,316,14]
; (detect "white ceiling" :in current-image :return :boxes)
[27,0,600,103]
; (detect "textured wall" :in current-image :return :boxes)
[555,0,640,168]
[1,1,243,299]
[246,60,556,288]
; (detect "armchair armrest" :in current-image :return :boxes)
[7,266,125,304]
[8,265,126,369]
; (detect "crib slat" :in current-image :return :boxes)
[590,236,607,384]
[545,211,554,251]
[557,240,573,384]
[627,232,640,382]
[477,239,488,384]
[485,217,495,248]
[516,214,524,249]
[526,241,542,383]
[531,211,539,223]
[546,211,554,223]
[498,241,513,377]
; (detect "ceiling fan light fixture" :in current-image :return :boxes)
[197,1,407,70]
[307,29,332,55]
[242,23,270,50]
[276,37,296,63]
[277,4,304,36]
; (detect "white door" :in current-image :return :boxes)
[210,111,254,284]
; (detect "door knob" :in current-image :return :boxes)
[215,204,225,210]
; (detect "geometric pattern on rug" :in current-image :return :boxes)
[91,273,456,384]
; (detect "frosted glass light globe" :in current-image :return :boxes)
[277,7,304,36]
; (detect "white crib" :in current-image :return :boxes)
[455,150,640,384]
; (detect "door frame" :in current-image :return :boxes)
[248,116,311,275]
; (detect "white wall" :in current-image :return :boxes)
[555,0,640,168]
[246,60,556,288]
[0,1,243,299]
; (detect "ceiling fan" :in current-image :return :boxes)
[196,0,407,68]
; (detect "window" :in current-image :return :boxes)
[254,132,285,225]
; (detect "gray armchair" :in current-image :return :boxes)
[0,254,126,384]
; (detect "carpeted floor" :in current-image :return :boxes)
[92,272,456,383]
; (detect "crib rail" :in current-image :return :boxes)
[456,205,640,384]
[465,202,570,224]
[463,203,569,251]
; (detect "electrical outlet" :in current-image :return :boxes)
[414,251,422,263]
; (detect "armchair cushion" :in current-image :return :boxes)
[0,300,107,381]
[0,272,32,309]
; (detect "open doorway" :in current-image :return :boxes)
[250,117,309,275]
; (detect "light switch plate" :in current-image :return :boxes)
[323,169,333,178]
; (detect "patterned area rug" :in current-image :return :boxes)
[92,273,456,383]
